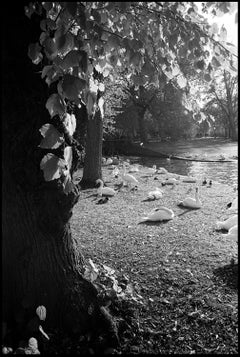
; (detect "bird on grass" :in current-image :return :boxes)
[178,187,202,209]
[202,177,207,185]
[216,214,238,231]
[140,207,174,222]
[207,180,212,188]
[147,187,163,200]
[96,179,116,197]
[97,197,109,204]
[122,165,139,189]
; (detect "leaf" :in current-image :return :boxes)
[63,173,75,194]
[211,56,221,68]
[63,113,76,136]
[62,74,87,101]
[204,73,212,82]
[39,124,64,149]
[28,43,43,65]
[43,37,58,59]
[64,146,73,170]
[36,306,47,321]
[40,154,67,181]
[45,94,65,118]
[55,33,75,57]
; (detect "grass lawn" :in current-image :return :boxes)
[71,164,238,354]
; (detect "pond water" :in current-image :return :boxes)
[125,156,238,187]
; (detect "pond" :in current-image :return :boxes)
[127,156,238,187]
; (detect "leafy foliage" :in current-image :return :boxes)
[26,1,237,189]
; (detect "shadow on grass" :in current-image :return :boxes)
[138,220,170,226]
[213,263,238,290]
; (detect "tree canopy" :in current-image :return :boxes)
[25,1,238,191]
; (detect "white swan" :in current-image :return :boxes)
[223,224,238,239]
[178,187,202,208]
[157,167,168,174]
[143,165,157,175]
[140,206,174,222]
[181,176,197,183]
[228,197,238,212]
[216,214,238,231]
[147,188,163,200]
[128,165,139,173]
[96,179,116,197]
[106,158,113,165]
[122,165,138,187]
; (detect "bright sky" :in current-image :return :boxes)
[197,2,238,46]
[208,9,238,46]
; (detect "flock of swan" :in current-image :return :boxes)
[96,157,238,242]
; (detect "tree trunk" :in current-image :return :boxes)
[137,106,148,143]
[2,164,118,345]
[81,109,103,188]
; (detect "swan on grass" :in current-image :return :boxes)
[140,206,174,222]
[147,187,163,200]
[128,165,139,173]
[122,165,138,188]
[178,187,202,209]
[216,214,238,231]
[96,179,116,197]
[157,167,168,174]
[143,165,157,176]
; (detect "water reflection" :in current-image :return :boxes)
[126,156,238,187]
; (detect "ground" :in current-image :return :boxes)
[70,163,238,354]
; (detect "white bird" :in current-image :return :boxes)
[144,165,157,175]
[157,167,168,174]
[181,176,197,183]
[223,224,238,239]
[147,188,163,200]
[122,165,138,188]
[128,165,139,173]
[112,167,120,177]
[216,214,238,231]
[166,155,172,162]
[96,179,116,197]
[162,177,179,187]
[228,197,238,212]
[178,187,202,208]
[140,206,174,222]
[106,158,113,165]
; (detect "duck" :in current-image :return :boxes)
[216,214,238,231]
[122,165,138,188]
[156,167,168,174]
[227,197,238,211]
[202,177,207,185]
[96,179,116,197]
[166,154,172,162]
[147,187,163,200]
[178,187,202,209]
[223,224,238,239]
[140,206,174,222]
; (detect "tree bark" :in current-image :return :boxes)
[81,109,103,188]
[2,164,118,345]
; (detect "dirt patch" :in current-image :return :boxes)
[71,165,238,354]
